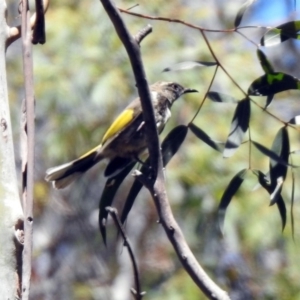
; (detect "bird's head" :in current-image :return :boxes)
[152,81,198,104]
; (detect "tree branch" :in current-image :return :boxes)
[0,1,23,299]
[6,0,49,48]
[99,0,160,180]
[100,0,230,299]
[21,0,36,298]
[106,207,146,300]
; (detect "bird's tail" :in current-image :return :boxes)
[45,146,103,189]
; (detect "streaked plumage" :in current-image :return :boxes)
[45,81,197,189]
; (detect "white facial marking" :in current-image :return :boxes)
[151,91,158,100]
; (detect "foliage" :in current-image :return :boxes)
[6,0,300,299]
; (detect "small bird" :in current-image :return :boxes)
[45,81,197,189]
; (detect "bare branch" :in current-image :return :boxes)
[21,0,35,298]
[106,207,145,300]
[6,0,49,48]
[118,7,235,33]
[134,24,152,44]
[134,171,231,300]
[100,0,160,180]
[100,0,230,299]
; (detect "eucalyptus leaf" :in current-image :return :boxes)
[248,72,300,96]
[207,92,239,103]
[218,169,247,232]
[288,115,300,125]
[252,169,286,230]
[261,20,300,47]
[234,0,256,27]
[99,162,136,244]
[257,49,274,73]
[276,195,287,231]
[189,123,223,152]
[121,125,188,223]
[269,127,289,205]
[163,61,216,72]
[252,141,294,168]
[223,98,250,158]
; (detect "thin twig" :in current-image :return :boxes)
[190,65,219,123]
[106,207,145,300]
[134,24,152,44]
[118,8,235,33]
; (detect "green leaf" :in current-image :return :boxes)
[288,115,300,125]
[265,94,274,108]
[234,0,256,27]
[276,195,287,231]
[291,166,295,239]
[248,72,300,96]
[223,98,250,158]
[162,61,216,72]
[104,157,133,177]
[269,127,290,205]
[99,162,136,244]
[162,125,188,165]
[189,123,223,152]
[260,21,300,47]
[207,92,239,103]
[120,125,188,224]
[252,141,294,168]
[252,169,286,231]
[257,49,274,73]
[252,169,270,190]
[218,169,247,232]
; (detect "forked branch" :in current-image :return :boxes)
[99,0,230,299]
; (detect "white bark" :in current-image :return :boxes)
[0,1,23,298]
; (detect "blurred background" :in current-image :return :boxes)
[5,0,300,299]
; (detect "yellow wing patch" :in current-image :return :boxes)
[101,108,135,145]
[78,145,99,159]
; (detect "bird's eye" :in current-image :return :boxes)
[171,84,179,91]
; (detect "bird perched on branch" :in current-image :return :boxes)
[45,81,197,189]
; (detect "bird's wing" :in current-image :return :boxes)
[101,107,137,145]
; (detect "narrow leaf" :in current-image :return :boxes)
[291,166,295,240]
[234,0,256,27]
[223,98,250,158]
[162,125,188,165]
[252,169,270,190]
[207,92,239,103]
[248,72,300,96]
[163,61,216,72]
[121,125,188,223]
[276,195,287,231]
[261,21,300,47]
[189,123,223,152]
[252,170,286,230]
[288,115,300,125]
[252,141,294,168]
[257,49,274,73]
[99,162,136,244]
[218,169,247,232]
[269,127,290,204]
[265,94,274,108]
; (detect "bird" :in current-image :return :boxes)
[45,81,198,189]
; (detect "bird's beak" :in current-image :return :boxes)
[183,88,198,94]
